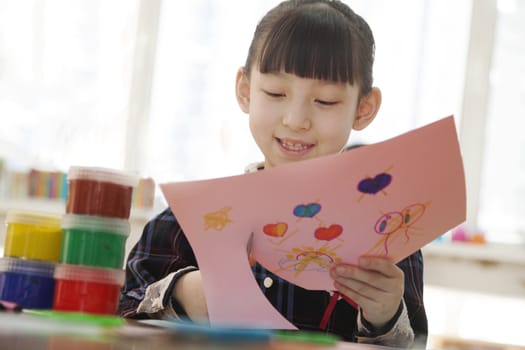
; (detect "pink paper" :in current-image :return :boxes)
[160,115,466,328]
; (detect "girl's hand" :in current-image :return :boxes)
[330,257,404,329]
[173,270,209,322]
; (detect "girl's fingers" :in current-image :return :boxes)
[358,257,403,279]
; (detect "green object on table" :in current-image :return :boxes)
[23,309,125,327]
[274,330,341,345]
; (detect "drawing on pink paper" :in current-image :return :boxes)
[276,242,343,277]
[314,224,343,241]
[204,206,233,231]
[357,166,393,202]
[160,115,467,328]
[262,201,345,268]
[365,202,430,256]
[263,222,288,237]
[293,202,322,222]
[263,222,298,246]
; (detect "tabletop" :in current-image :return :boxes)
[0,312,403,350]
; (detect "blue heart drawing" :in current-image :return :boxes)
[357,173,392,194]
[293,203,321,218]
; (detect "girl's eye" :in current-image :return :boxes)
[263,90,285,98]
[315,99,339,106]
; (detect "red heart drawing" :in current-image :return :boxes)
[263,223,288,237]
[314,224,343,241]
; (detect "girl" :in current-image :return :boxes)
[119,1,428,347]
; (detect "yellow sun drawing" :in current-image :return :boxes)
[204,206,232,231]
[277,242,343,277]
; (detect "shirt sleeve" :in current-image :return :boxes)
[356,299,414,347]
[118,208,198,319]
[356,250,428,348]
[400,249,428,347]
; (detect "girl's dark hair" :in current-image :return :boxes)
[244,0,375,95]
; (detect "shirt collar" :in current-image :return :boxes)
[244,161,265,173]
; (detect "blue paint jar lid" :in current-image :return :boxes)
[61,214,130,236]
[0,257,55,277]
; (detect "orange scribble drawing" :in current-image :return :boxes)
[365,202,430,256]
[204,206,232,231]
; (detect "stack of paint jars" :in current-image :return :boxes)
[52,166,138,316]
[0,210,62,309]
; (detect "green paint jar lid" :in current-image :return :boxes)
[61,214,130,237]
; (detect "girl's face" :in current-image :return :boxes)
[236,68,380,169]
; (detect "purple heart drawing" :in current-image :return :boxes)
[357,173,392,194]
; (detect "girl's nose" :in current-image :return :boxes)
[282,101,311,131]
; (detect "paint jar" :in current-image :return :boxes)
[53,264,125,315]
[4,210,62,262]
[0,257,55,309]
[66,166,139,219]
[60,214,130,269]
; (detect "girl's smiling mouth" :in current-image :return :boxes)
[276,137,315,154]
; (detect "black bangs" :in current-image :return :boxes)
[258,5,355,84]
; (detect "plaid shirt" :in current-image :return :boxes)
[119,207,428,346]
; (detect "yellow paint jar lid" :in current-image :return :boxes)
[6,210,62,228]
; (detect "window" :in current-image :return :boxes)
[146,0,472,182]
[478,0,525,243]
[0,0,139,171]
[1,0,522,246]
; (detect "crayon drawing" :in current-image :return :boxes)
[365,202,429,256]
[293,202,322,223]
[204,206,233,231]
[262,201,345,265]
[314,224,343,241]
[160,116,467,327]
[277,242,343,277]
[264,222,299,246]
[357,166,393,202]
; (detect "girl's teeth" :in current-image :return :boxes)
[282,141,309,151]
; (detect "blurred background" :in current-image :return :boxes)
[0,0,523,348]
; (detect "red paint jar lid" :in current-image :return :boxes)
[54,264,125,285]
[67,166,139,188]
[61,214,130,237]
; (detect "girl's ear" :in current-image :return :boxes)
[353,87,382,131]
[235,67,250,113]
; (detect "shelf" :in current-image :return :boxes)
[0,198,65,215]
[422,242,525,298]
[423,241,525,265]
